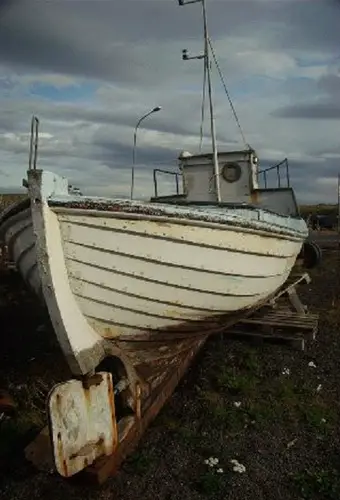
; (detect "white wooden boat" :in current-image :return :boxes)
[0,0,311,479]
[0,157,309,475]
[0,161,307,380]
[0,169,307,340]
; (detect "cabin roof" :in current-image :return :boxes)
[178,148,256,161]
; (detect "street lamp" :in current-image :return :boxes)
[130,106,162,200]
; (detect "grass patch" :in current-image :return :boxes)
[155,412,201,445]
[125,449,156,474]
[156,412,182,431]
[292,468,340,500]
[196,387,246,431]
[196,345,338,437]
[176,425,201,445]
[241,348,262,376]
[245,398,281,425]
[301,401,337,434]
[195,468,228,497]
[215,366,259,396]
[0,381,47,460]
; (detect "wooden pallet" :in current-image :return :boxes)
[227,272,319,350]
[228,310,318,350]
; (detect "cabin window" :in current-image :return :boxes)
[221,162,242,183]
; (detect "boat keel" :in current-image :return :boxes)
[47,336,206,482]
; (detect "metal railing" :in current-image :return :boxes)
[153,168,182,198]
[29,115,39,170]
[258,158,290,189]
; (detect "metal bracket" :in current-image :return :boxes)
[48,372,117,477]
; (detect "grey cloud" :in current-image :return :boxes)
[0,89,231,149]
[258,154,339,181]
[272,57,340,121]
[318,71,340,97]
[1,0,340,204]
[292,159,338,179]
[272,103,340,120]
[92,135,178,171]
[1,0,340,86]
[0,89,204,137]
[0,0,203,86]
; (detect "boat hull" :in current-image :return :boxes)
[0,170,308,373]
[0,171,307,378]
[0,203,42,297]
[1,200,304,337]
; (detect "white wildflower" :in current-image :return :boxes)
[316,384,322,392]
[234,464,246,473]
[308,361,317,368]
[287,438,298,449]
[234,401,241,408]
[282,367,290,376]
[217,468,224,474]
[230,459,246,473]
[204,457,219,467]
[204,459,214,467]
[321,418,326,424]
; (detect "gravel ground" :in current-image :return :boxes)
[0,250,339,500]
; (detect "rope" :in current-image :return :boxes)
[208,36,248,148]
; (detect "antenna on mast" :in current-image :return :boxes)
[177,0,221,203]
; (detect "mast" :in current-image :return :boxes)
[202,0,221,203]
[337,172,340,241]
[178,0,221,203]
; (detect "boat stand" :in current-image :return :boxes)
[226,272,319,351]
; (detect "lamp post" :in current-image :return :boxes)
[130,106,162,200]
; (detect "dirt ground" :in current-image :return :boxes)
[0,250,340,500]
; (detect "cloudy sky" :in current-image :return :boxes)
[0,0,340,203]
